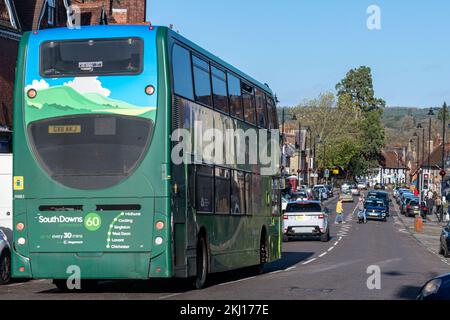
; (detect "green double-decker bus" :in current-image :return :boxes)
[12,24,281,289]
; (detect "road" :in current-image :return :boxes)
[1,192,449,300]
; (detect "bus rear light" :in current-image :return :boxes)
[16,223,25,231]
[17,237,26,246]
[27,89,37,99]
[156,267,161,273]
[19,267,25,273]
[155,237,163,245]
[155,221,164,230]
[145,85,155,95]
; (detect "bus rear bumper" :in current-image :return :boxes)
[14,251,171,280]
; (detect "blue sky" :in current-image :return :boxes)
[147,0,450,108]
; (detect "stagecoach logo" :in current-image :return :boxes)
[38,215,83,224]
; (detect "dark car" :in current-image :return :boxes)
[397,189,413,204]
[405,198,420,217]
[439,222,450,257]
[401,196,419,216]
[417,273,450,300]
[364,199,388,221]
[325,185,333,197]
[0,230,11,285]
[367,190,390,216]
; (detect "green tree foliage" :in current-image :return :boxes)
[290,66,386,178]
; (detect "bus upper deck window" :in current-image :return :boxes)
[40,37,144,77]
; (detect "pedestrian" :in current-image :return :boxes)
[357,195,366,224]
[335,197,345,224]
[436,195,443,223]
[426,195,435,218]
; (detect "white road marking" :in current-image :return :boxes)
[158,292,183,300]
[319,252,327,258]
[269,270,283,274]
[328,247,334,252]
[285,266,296,271]
[302,258,317,265]
[334,242,339,246]
[339,236,343,240]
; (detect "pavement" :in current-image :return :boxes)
[1,191,449,300]
[392,197,450,267]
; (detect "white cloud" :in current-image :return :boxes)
[25,79,49,92]
[64,77,111,97]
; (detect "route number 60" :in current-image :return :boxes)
[84,213,102,231]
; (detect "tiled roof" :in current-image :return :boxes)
[380,150,408,169]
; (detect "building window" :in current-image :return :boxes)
[0,0,19,30]
[228,73,243,120]
[193,55,212,107]
[211,66,228,113]
[172,44,194,100]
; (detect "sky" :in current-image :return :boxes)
[146,0,450,108]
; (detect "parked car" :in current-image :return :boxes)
[439,222,450,258]
[364,199,388,221]
[290,191,309,202]
[282,201,330,242]
[405,198,420,217]
[282,196,289,211]
[417,273,450,300]
[400,196,418,216]
[0,229,10,285]
[312,185,328,201]
[339,190,354,203]
[325,185,334,197]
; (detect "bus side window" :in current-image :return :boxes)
[265,95,274,130]
[211,66,229,114]
[215,167,230,214]
[255,89,267,128]
[172,44,194,100]
[242,82,256,125]
[227,73,243,120]
[192,55,212,107]
[196,165,214,213]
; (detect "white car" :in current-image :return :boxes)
[0,229,10,284]
[282,201,330,242]
[282,197,288,211]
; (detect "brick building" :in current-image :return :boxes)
[0,0,146,147]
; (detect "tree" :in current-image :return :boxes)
[335,66,386,115]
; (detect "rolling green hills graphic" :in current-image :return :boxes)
[25,85,156,124]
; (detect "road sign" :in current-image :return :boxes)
[440,169,446,177]
[324,169,330,178]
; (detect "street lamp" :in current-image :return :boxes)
[413,133,420,190]
[427,108,435,174]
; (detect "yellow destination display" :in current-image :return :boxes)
[48,125,81,134]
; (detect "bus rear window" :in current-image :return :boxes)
[40,38,143,77]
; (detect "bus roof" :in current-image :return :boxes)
[25,25,274,96]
